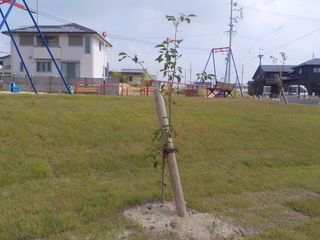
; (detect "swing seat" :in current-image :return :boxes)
[206,81,235,98]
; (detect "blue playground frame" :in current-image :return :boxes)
[0,0,71,94]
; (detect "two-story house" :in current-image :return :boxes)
[290,58,320,96]
[248,58,320,96]
[2,23,112,79]
[248,65,295,96]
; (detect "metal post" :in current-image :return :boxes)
[202,51,213,85]
[0,0,16,30]
[21,0,71,94]
[0,8,38,93]
[230,49,243,98]
[212,50,217,85]
[227,0,233,83]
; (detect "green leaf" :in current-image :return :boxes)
[164,63,168,70]
[133,55,138,63]
[155,56,162,62]
[169,49,178,54]
[166,15,175,21]
[155,44,165,48]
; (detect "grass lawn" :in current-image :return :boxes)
[0,93,319,239]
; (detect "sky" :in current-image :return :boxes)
[1,0,320,84]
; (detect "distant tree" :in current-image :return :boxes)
[111,71,128,83]
[270,52,288,104]
[141,70,151,86]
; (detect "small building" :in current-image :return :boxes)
[110,69,154,86]
[0,55,11,77]
[248,58,320,96]
[120,69,147,85]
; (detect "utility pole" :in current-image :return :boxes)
[227,0,233,83]
[227,0,243,83]
[228,0,234,53]
[241,63,244,86]
[189,62,192,84]
[36,0,39,24]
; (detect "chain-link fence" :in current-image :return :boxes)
[1,76,119,94]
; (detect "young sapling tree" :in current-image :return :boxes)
[119,13,197,217]
[270,52,288,104]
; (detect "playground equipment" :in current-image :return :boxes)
[0,0,71,94]
[73,80,210,97]
[202,47,243,98]
[75,82,123,95]
[9,81,19,93]
[146,80,209,97]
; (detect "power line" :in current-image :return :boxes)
[239,1,320,69]
[241,5,320,23]
[263,28,320,55]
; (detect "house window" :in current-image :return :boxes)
[85,36,90,54]
[103,66,109,77]
[61,62,80,78]
[312,67,320,73]
[20,35,34,46]
[37,62,51,72]
[37,35,58,47]
[99,42,102,51]
[129,76,133,82]
[266,73,277,78]
[298,68,303,74]
[69,36,83,46]
[20,62,24,72]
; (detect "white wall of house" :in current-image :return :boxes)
[9,32,109,79]
[11,35,34,76]
[89,36,107,79]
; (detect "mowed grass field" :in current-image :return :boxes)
[0,93,319,240]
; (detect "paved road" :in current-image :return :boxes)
[280,96,320,105]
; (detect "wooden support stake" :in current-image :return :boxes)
[276,75,288,105]
[153,89,188,217]
[280,86,288,105]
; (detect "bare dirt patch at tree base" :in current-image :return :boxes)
[122,200,245,240]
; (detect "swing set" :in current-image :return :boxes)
[0,0,71,94]
[202,47,243,98]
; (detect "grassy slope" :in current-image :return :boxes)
[0,94,319,239]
